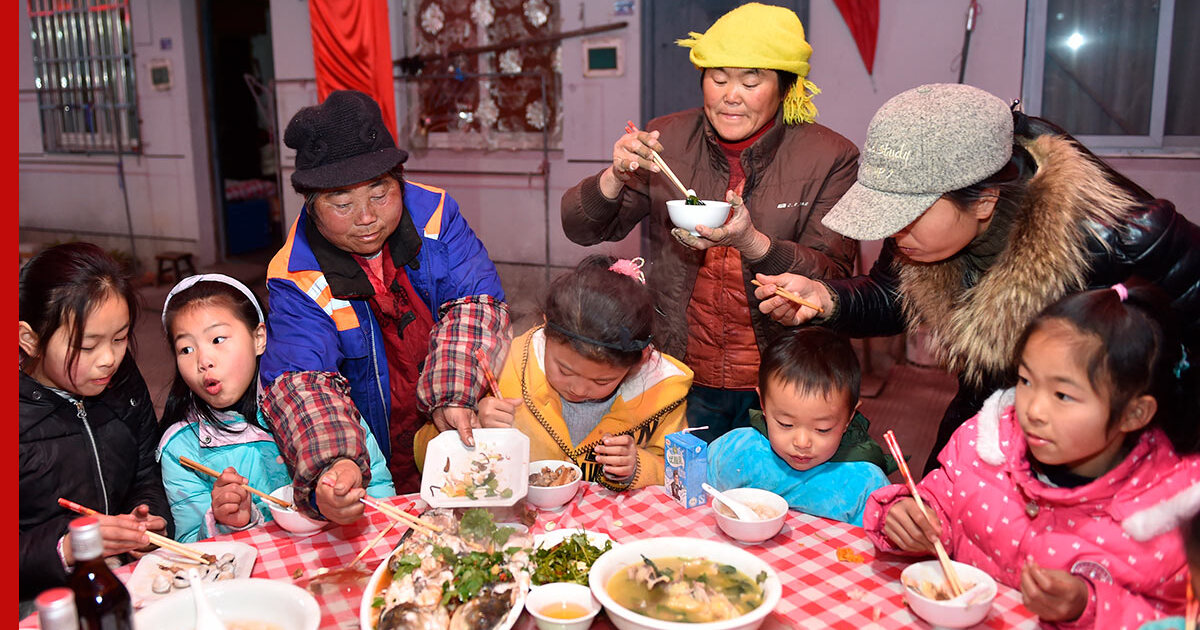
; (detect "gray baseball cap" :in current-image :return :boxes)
[823,83,1013,241]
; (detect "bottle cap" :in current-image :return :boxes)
[68,516,104,562]
[35,587,77,627]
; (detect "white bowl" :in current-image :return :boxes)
[587,536,781,630]
[711,487,788,543]
[525,582,602,630]
[667,199,732,236]
[526,460,583,509]
[135,578,320,630]
[268,485,327,535]
[901,560,998,628]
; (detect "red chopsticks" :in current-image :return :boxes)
[881,431,966,597]
[474,346,502,398]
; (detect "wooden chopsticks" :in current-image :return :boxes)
[750,279,825,314]
[178,456,293,509]
[318,477,442,535]
[625,120,694,200]
[57,497,216,565]
[882,431,967,598]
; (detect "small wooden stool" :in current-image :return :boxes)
[155,251,197,286]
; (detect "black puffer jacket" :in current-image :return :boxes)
[20,355,173,601]
[822,116,1200,473]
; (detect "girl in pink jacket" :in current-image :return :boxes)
[864,284,1200,629]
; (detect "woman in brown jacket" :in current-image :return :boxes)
[561,3,859,442]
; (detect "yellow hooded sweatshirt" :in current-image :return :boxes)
[415,326,693,490]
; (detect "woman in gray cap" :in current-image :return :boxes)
[753,83,1200,475]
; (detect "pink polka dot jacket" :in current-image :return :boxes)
[864,389,1200,629]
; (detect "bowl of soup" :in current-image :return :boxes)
[134,578,320,630]
[666,199,731,237]
[525,582,601,630]
[901,560,997,628]
[587,536,781,630]
[710,488,787,543]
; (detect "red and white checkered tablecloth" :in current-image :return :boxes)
[20,484,1037,629]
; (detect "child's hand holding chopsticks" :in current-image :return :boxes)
[211,467,254,529]
[882,496,945,554]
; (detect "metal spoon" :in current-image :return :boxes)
[185,568,227,630]
[702,483,760,521]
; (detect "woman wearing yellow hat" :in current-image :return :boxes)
[562,3,860,443]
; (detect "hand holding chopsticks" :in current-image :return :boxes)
[178,456,293,509]
[750,279,825,314]
[882,431,966,598]
[57,497,217,565]
[318,477,442,536]
[624,121,698,202]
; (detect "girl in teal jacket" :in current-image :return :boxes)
[156,275,394,542]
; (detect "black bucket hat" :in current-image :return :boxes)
[284,90,409,192]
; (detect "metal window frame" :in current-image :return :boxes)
[1022,0,1182,152]
[27,0,141,154]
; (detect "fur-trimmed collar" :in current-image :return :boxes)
[973,388,1200,542]
[896,134,1137,386]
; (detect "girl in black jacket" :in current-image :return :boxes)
[19,242,173,607]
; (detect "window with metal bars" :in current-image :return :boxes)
[27,0,140,154]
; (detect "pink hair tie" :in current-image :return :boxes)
[609,257,646,284]
[1111,283,1128,302]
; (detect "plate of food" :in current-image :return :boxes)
[359,508,533,630]
[126,540,257,608]
[420,428,529,508]
[531,528,618,586]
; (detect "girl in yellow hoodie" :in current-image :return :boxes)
[456,255,692,490]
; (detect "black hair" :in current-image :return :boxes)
[19,242,139,384]
[541,255,655,369]
[160,280,270,436]
[1186,510,1200,570]
[1012,284,1198,455]
[758,327,861,411]
[942,141,1034,221]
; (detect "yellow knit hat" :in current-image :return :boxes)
[676,2,821,124]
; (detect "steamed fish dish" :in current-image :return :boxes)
[606,556,765,623]
[369,508,532,630]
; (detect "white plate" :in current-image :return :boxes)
[533,528,620,552]
[136,578,319,630]
[420,428,530,508]
[126,541,257,608]
[359,545,527,630]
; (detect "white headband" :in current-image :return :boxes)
[161,273,265,330]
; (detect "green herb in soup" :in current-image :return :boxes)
[605,556,764,622]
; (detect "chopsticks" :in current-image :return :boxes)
[1186,577,1197,630]
[57,497,216,565]
[750,279,825,314]
[178,456,293,510]
[318,478,442,536]
[473,346,502,398]
[625,120,695,200]
[881,431,966,598]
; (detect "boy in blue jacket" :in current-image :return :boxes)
[707,327,889,526]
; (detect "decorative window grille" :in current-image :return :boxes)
[27,0,140,153]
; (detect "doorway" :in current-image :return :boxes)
[201,0,280,262]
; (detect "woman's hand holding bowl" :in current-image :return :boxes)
[673,191,770,258]
[599,129,663,199]
[754,272,832,326]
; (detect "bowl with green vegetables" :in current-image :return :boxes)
[531,529,619,586]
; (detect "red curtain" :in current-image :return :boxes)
[309,0,398,141]
[832,0,880,75]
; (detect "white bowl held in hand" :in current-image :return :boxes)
[526,460,583,510]
[135,578,320,630]
[901,560,998,628]
[525,582,602,630]
[587,536,781,630]
[268,485,327,535]
[710,487,788,543]
[667,199,732,237]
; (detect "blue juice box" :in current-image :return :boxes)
[664,431,708,508]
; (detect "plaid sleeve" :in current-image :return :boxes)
[259,371,371,518]
[417,295,512,412]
